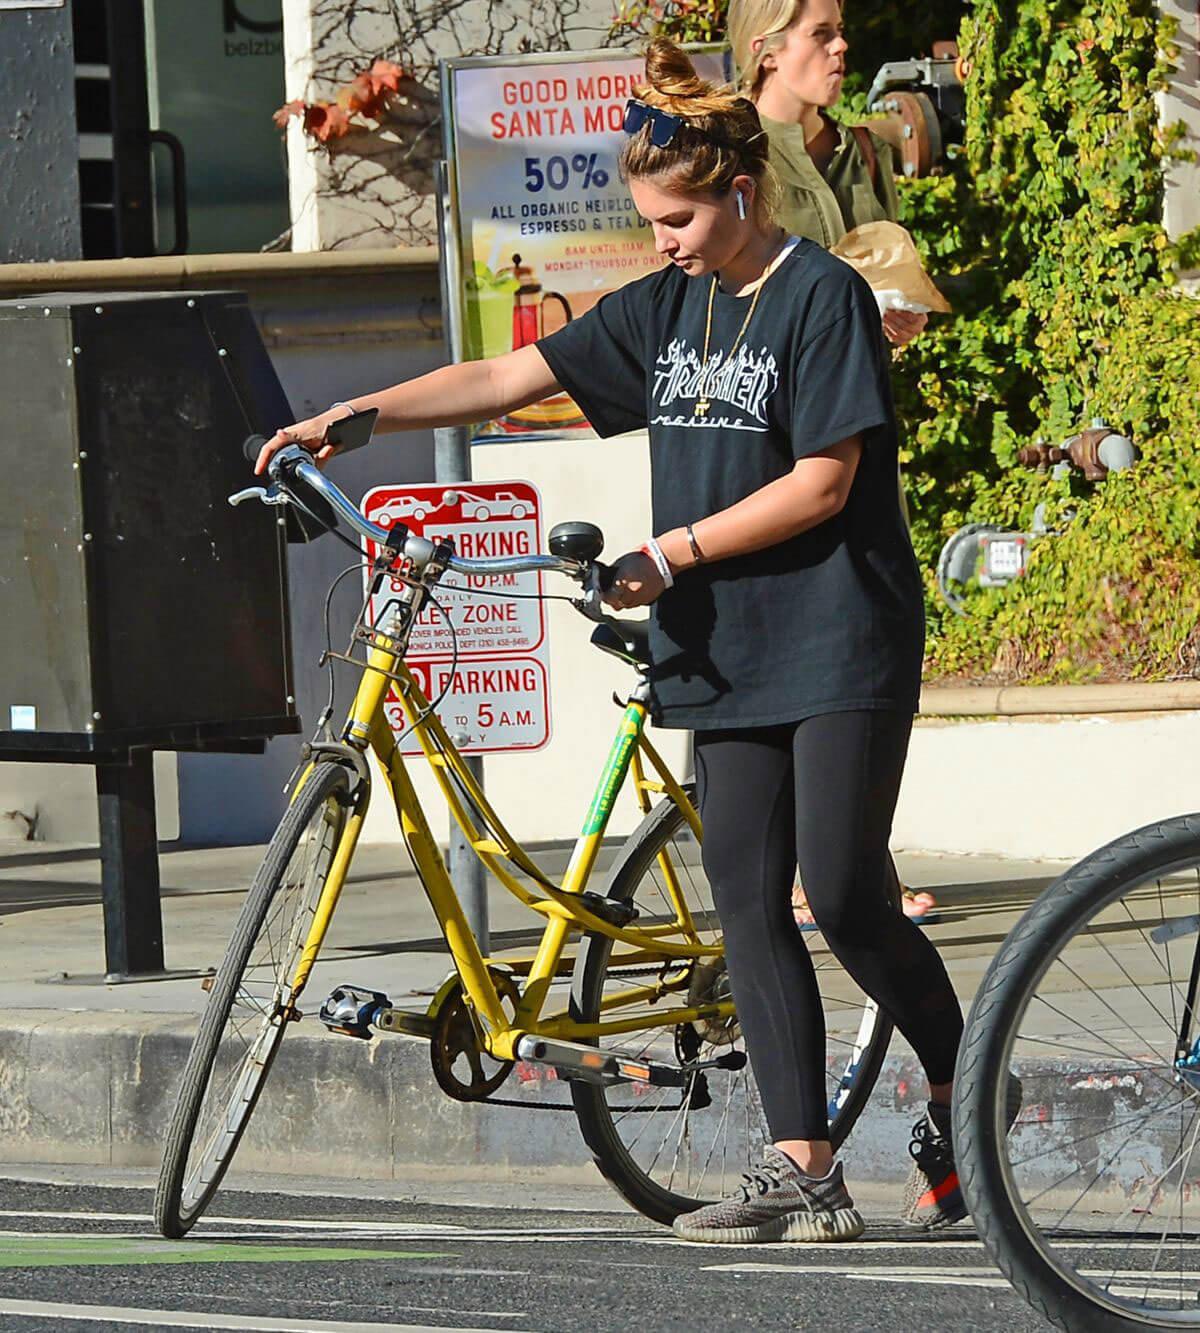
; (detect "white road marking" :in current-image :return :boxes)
[704,1261,1200,1298]
[0,1298,529,1331]
[5,1212,1196,1256]
[643,1234,1185,1251]
[0,1209,626,1239]
[703,1263,1014,1289]
[0,1209,467,1234]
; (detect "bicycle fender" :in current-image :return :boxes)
[305,741,371,799]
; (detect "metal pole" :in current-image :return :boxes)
[434,150,489,953]
[435,425,489,955]
[96,749,165,980]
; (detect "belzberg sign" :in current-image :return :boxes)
[361,481,551,755]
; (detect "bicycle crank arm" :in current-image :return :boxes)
[514,1034,745,1087]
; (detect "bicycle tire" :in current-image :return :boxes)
[955,813,1200,1332]
[570,789,894,1224]
[154,761,351,1238]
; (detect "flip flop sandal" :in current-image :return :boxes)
[901,886,941,925]
[791,883,820,933]
[793,882,942,930]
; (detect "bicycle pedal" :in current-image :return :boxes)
[578,891,638,927]
[318,984,391,1040]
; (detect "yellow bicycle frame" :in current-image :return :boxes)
[289,621,726,1064]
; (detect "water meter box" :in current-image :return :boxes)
[0,290,299,761]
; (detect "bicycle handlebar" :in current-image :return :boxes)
[233,439,590,583]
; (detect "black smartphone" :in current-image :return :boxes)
[323,406,379,454]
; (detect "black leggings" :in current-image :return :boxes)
[694,710,963,1142]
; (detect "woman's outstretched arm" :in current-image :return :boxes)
[253,344,560,474]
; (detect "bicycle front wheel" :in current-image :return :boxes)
[154,761,351,1238]
[570,790,893,1224]
[955,814,1200,1331]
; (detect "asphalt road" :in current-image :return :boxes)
[0,1174,1056,1332]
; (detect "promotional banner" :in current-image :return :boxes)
[444,48,728,437]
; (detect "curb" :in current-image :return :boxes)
[0,1012,924,1186]
[0,1013,1161,1200]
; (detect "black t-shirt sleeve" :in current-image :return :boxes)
[789,271,891,460]
[536,274,660,438]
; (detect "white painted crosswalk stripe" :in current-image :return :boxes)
[0,1298,529,1331]
[703,1262,1011,1287]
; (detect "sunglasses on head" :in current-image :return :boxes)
[622,98,733,150]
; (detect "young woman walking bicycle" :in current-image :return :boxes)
[256,38,966,1241]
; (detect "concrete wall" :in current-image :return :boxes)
[895,710,1200,861]
[1160,0,1200,256]
[0,754,179,845]
[0,2,82,263]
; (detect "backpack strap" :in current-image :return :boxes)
[850,124,879,189]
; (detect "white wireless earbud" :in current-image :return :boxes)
[736,191,747,221]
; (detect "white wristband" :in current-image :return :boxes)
[641,538,674,589]
[329,401,355,419]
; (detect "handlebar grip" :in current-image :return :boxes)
[243,433,269,465]
[278,454,341,534]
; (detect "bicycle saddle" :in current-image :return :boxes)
[590,619,652,668]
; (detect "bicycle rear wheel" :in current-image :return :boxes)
[955,814,1200,1331]
[570,789,894,1224]
[154,762,351,1238]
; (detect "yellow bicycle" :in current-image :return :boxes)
[154,441,893,1238]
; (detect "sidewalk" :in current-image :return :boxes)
[0,837,1068,1187]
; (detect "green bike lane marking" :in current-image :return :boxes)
[0,1234,455,1268]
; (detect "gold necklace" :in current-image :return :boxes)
[694,232,789,418]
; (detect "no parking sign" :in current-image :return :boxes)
[361,480,551,754]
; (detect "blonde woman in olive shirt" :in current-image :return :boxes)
[728,0,928,350]
[730,0,938,923]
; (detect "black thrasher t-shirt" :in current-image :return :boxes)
[537,238,924,730]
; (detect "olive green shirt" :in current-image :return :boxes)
[762,113,899,247]
[762,113,911,526]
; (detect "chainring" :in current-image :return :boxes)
[429,969,521,1102]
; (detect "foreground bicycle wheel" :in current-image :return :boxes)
[154,762,350,1238]
[570,790,893,1224]
[956,814,1200,1331]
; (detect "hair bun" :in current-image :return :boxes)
[621,36,780,226]
[641,36,709,105]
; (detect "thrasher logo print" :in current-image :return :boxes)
[652,338,779,432]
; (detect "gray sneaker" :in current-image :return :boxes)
[671,1146,865,1243]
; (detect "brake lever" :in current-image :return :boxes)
[570,564,606,622]
[228,485,291,509]
[571,562,641,634]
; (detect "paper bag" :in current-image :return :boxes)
[830,220,951,316]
